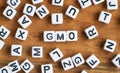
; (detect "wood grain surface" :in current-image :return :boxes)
[0,0,120,73]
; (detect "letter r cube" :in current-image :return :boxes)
[84,25,99,39]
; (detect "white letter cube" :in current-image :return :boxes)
[61,57,74,71]
[66,30,78,41]
[15,28,28,41]
[98,11,112,24]
[0,66,11,73]
[55,31,66,42]
[0,26,10,40]
[36,5,49,19]
[41,64,53,73]
[107,0,118,10]
[8,60,21,73]
[51,13,63,24]
[11,44,22,56]
[52,0,64,6]
[44,31,55,42]
[20,59,34,73]
[65,5,79,19]
[112,54,120,68]
[7,0,21,9]
[3,6,17,20]
[49,48,63,62]
[72,53,85,67]
[103,39,117,53]
[23,3,36,16]
[32,46,43,58]
[78,0,92,9]
[18,15,32,29]
[86,54,100,69]
[84,25,98,39]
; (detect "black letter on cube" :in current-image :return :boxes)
[22,62,30,70]
[44,66,50,73]
[18,31,25,39]
[0,28,7,38]
[55,0,61,4]
[27,6,33,13]
[81,0,89,6]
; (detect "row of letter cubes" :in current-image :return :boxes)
[0,59,34,73]
[0,25,78,42]
[0,39,117,61]
[3,0,118,27]
[6,0,118,9]
[44,31,78,42]
[1,48,120,73]
[0,38,117,58]
[0,26,28,41]
[0,24,117,51]
[0,24,118,52]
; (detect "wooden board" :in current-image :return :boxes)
[0,0,120,73]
